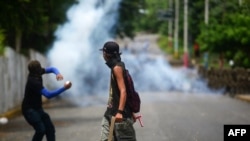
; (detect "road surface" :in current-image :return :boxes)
[1,91,250,141]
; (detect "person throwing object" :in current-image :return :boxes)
[21,60,72,141]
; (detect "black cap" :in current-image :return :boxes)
[99,41,120,54]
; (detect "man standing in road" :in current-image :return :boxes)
[99,41,136,141]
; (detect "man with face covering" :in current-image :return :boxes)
[99,41,136,141]
[22,60,72,141]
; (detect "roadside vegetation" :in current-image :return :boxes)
[0,0,250,69]
[132,0,250,69]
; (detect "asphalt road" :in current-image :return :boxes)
[1,91,250,141]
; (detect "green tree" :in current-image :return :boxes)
[0,29,5,55]
[0,0,75,53]
[197,0,250,68]
[0,0,144,53]
[116,0,146,38]
[134,0,168,35]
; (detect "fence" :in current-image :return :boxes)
[0,47,50,115]
[198,65,250,95]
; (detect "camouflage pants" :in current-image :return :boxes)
[100,117,136,141]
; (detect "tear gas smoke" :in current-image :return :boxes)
[47,0,222,105]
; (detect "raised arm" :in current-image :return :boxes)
[45,67,63,80]
[45,67,60,74]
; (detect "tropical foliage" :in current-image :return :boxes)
[0,0,144,54]
[134,0,250,68]
[0,0,76,53]
[197,0,250,68]
[0,29,5,55]
[116,0,146,38]
[0,0,250,68]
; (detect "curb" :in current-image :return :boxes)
[235,95,250,103]
[0,106,21,119]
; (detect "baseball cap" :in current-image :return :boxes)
[99,41,120,54]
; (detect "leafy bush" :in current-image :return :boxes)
[197,4,250,68]
[0,29,5,55]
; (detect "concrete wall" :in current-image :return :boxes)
[0,47,49,115]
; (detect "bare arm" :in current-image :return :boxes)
[113,65,127,121]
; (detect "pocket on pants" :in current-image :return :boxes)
[114,119,136,141]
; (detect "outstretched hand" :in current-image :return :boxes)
[56,74,63,81]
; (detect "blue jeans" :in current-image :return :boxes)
[23,109,55,141]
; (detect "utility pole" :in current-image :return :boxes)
[174,0,179,58]
[204,0,209,69]
[239,0,242,6]
[183,0,189,67]
[205,0,209,25]
[168,0,173,50]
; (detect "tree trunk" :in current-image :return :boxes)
[174,0,179,58]
[15,29,22,53]
[219,53,224,70]
[168,0,173,50]
[183,0,189,68]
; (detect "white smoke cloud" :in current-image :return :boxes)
[47,0,121,99]
[47,0,222,105]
